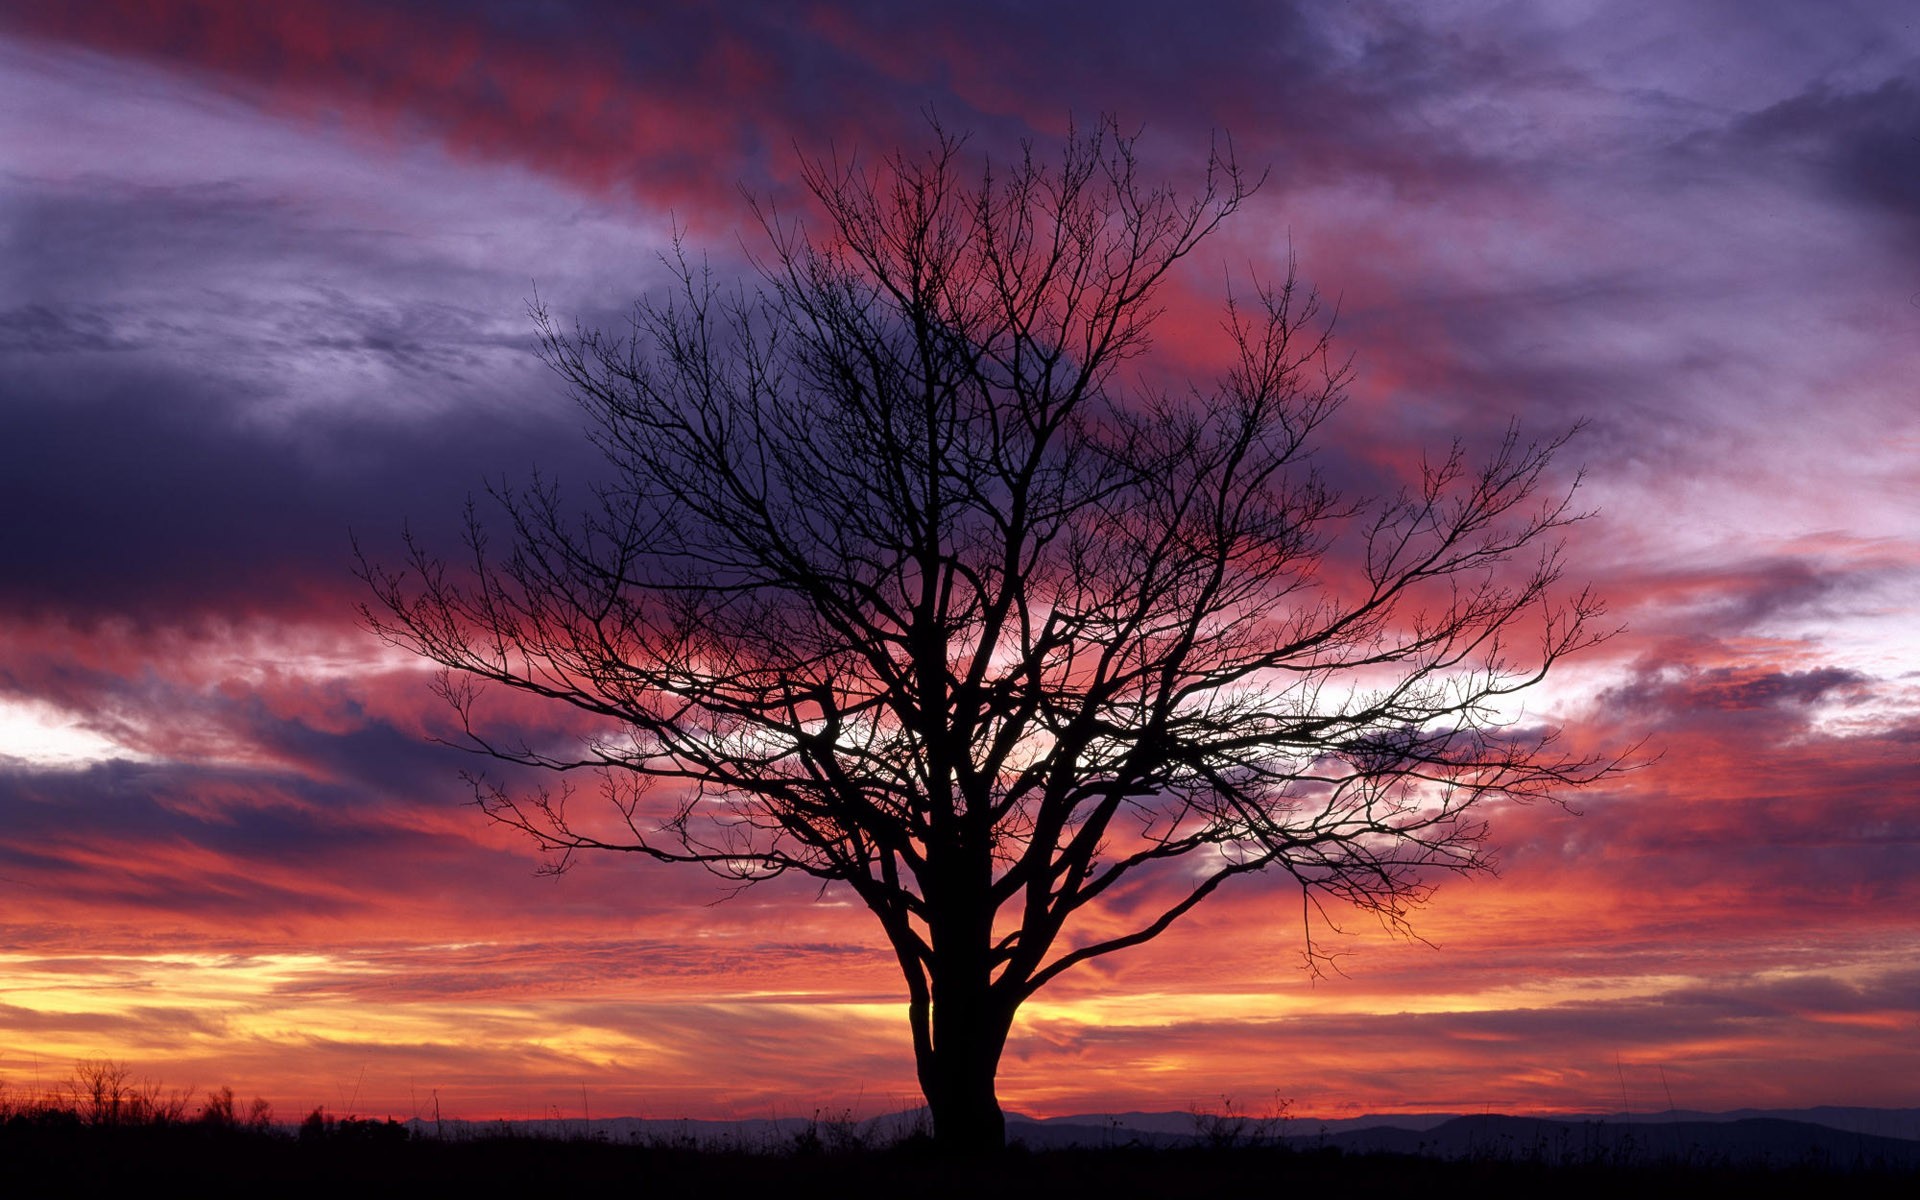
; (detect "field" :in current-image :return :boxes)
[4,1109,1916,1199]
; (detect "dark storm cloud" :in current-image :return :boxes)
[1598,548,1919,656]
[0,304,126,354]
[4,0,835,204]
[0,173,536,383]
[0,756,450,914]
[1600,664,1870,718]
[0,362,583,623]
[0,0,1513,205]
[1665,968,1920,1020]
[0,176,604,624]
[1726,76,1920,250]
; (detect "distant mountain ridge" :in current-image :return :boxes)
[1001,1108,1920,1167]
[1309,1114,1920,1168]
[403,1105,1920,1169]
[1012,1104,1920,1142]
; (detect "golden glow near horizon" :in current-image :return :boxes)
[8,932,1908,1119]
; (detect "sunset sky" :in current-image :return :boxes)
[2,1,1916,1125]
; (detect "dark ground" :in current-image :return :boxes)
[4,1116,1917,1200]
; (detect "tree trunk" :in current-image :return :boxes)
[915,844,1016,1157]
[918,968,1014,1155]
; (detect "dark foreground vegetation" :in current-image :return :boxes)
[4,1108,1916,1199]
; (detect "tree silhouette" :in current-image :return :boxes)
[360,119,1617,1155]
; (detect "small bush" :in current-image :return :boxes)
[1191,1093,1293,1149]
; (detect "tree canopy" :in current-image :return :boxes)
[360,118,1617,1154]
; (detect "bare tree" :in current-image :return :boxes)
[360,118,1617,1154]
